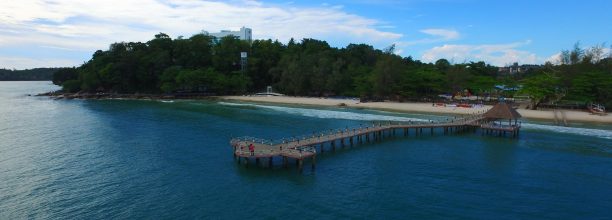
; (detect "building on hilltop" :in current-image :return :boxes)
[497,62,542,75]
[202,27,252,42]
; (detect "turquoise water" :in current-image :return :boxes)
[1,81,611,219]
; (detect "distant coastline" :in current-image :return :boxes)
[0,68,58,81]
[37,91,217,100]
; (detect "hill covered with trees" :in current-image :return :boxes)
[0,68,60,81]
[52,33,612,107]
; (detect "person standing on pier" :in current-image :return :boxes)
[248,143,254,156]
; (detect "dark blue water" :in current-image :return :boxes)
[1,81,611,219]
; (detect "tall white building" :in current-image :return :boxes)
[202,27,252,42]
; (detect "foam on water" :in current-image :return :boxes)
[218,102,429,122]
[522,123,612,140]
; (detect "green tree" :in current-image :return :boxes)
[372,54,404,97]
[519,73,561,109]
[52,67,78,85]
[212,36,250,74]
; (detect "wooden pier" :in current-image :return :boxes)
[230,102,522,171]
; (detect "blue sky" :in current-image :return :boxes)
[0,0,610,69]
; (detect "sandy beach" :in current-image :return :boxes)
[221,96,612,124]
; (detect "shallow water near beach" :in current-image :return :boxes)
[1,81,612,219]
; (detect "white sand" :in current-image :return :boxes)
[220,96,612,124]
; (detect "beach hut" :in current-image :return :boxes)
[483,102,522,127]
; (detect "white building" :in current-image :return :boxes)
[202,27,252,42]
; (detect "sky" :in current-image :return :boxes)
[1,0,610,69]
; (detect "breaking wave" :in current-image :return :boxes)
[218,102,612,139]
[521,123,612,140]
[218,102,428,122]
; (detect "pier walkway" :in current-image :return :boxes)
[230,104,522,171]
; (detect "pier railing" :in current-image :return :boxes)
[231,113,487,150]
[231,110,523,171]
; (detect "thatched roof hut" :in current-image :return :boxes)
[484,102,522,120]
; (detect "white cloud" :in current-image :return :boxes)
[421,41,544,66]
[545,52,562,64]
[0,0,402,69]
[395,28,459,47]
[420,28,459,40]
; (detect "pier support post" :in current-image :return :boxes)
[269,157,273,168]
[233,146,237,160]
[431,127,434,136]
[283,156,288,168]
[298,159,303,172]
[311,155,316,170]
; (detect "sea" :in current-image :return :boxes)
[1,81,611,219]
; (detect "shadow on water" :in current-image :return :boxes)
[231,158,318,184]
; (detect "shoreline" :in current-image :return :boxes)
[37,92,612,124]
[220,96,612,124]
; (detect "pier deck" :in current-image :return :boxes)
[230,102,523,171]
[230,113,522,171]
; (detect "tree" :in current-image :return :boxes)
[560,50,570,65]
[435,59,451,71]
[400,66,447,98]
[175,34,213,68]
[569,42,583,64]
[519,73,561,109]
[248,39,284,91]
[52,68,78,85]
[212,36,250,74]
[372,54,404,97]
[160,66,182,93]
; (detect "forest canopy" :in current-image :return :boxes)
[52,33,612,107]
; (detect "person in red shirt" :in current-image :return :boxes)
[249,144,254,156]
